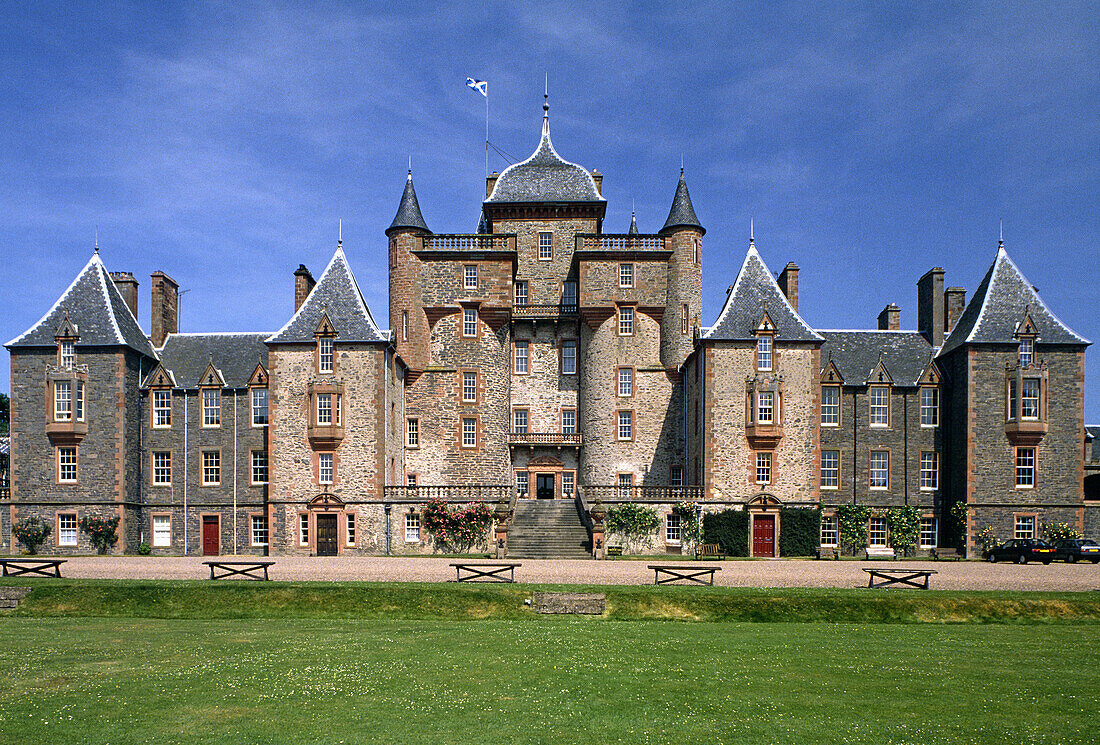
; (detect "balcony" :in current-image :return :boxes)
[583,485,705,502]
[508,432,583,448]
[575,234,668,253]
[512,304,578,320]
[419,234,515,253]
[307,421,344,449]
[383,485,512,503]
[745,422,783,449]
[1005,419,1047,446]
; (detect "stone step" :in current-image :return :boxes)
[508,499,592,559]
[0,587,31,610]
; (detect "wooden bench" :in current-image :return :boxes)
[0,559,66,578]
[203,560,274,581]
[863,567,937,589]
[864,546,896,560]
[816,547,840,560]
[694,543,725,560]
[649,564,721,586]
[450,563,520,583]
[930,547,962,561]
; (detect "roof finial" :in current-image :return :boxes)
[999,219,1004,248]
[750,216,754,245]
[338,218,342,247]
[94,225,99,253]
[680,154,684,175]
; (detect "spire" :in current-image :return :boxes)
[628,208,639,235]
[541,86,550,141]
[386,170,431,236]
[660,168,705,236]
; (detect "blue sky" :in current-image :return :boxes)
[2,1,1098,419]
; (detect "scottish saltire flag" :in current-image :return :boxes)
[466,77,487,97]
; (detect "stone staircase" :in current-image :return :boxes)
[507,499,592,559]
[0,586,30,610]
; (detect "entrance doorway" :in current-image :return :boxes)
[202,515,220,556]
[752,515,775,557]
[536,474,555,499]
[316,514,338,556]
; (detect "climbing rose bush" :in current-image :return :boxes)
[420,498,492,553]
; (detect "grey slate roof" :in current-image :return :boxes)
[386,172,430,236]
[703,244,822,343]
[267,245,389,345]
[628,211,639,235]
[155,333,270,389]
[485,108,604,204]
[819,331,935,387]
[5,251,158,358]
[940,245,1089,356]
[660,170,705,236]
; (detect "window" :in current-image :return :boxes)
[58,447,77,483]
[666,513,682,544]
[757,335,773,371]
[617,410,633,441]
[869,386,889,426]
[152,390,171,427]
[919,517,937,549]
[516,471,529,497]
[405,512,421,542]
[346,513,356,545]
[868,517,887,547]
[920,451,938,490]
[1015,447,1035,487]
[251,450,268,485]
[820,450,839,489]
[562,280,577,308]
[562,409,576,435]
[820,515,839,547]
[514,341,529,374]
[756,452,772,485]
[1021,378,1040,420]
[561,340,577,374]
[513,409,528,435]
[562,471,575,497]
[869,451,888,489]
[618,472,634,499]
[920,387,938,427]
[251,515,268,547]
[464,264,478,290]
[462,417,477,448]
[1014,515,1035,540]
[821,386,840,425]
[462,372,477,402]
[299,514,309,545]
[671,466,684,487]
[1019,338,1034,366]
[319,452,334,485]
[619,263,634,288]
[54,380,72,421]
[317,393,334,424]
[757,391,774,424]
[618,306,634,336]
[202,451,220,485]
[318,337,334,373]
[203,389,221,427]
[514,280,528,306]
[538,231,552,260]
[153,451,172,485]
[60,341,75,369]
[402,310,408,341]
[618,367,633,397]
[463,307,478,337]
[681,303,688,334]
[1008,379,1017,420]
[75,381,84,421]
[251,388,268,426]
[153,515,171,547]
[406,418,419,448]
[59,513,77,546]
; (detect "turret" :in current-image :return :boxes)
[658,169,704,368]
[387,171,431,372]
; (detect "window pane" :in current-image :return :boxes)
[618,367,633,397]
[203,389,221,426]
[1014,515,1035,540]
[203,451,220,484]
[251,451,268,485]
[757,336,772,371]
[619,307,634,335]
[1021,378,1040,419]
[538,232,552,260]
[920,452,938,489]
[562,340,576,374]
[820,516,838,547]
[758,391,773,424]
[820,450,839,488]
[516,471,529,497]
[513,409,528,434]
[153,515,171,547]
[618,411,633,440]
[154,390,172,427]
[562,409,576,434]
[462,418,477,447]
[666,513,681,543]
[319,453,333,484]
[59,514,78,546]
[869,517,887,546]
[153,451,172,485]
[464,265,477,289]
[54,380,72,421]
[514,342,528,373]
[252,388,268,425]
[619,263,633,288]
[463,372,477,401]
[869,387,889,426]
[251,515,268,547]
[919,517,937,548]
[821,386,839,425]
[870,451,888,488]
[756,452,771,484]
[920,387,938,426]
[407,418,419,447]
[514,281,528,306]
[319,337,333,372]
[463,308,477,336]
[405,513,420,542]
[1015,447,1035,486]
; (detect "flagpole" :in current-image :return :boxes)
[485,84,489,176]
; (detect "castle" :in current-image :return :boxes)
[5,102,1094,558]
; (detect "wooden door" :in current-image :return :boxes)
[202,516,220,556]
[536,474,555,500]
[316,514,338,556]
[752,515,775,557]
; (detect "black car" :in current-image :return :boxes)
[982,539,1055,564]
[1052,539,1100,564]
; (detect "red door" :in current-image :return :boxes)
[752,515,775,557]
[202,516,220,556]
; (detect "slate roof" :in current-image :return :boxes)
[5,251,158,358]
[386,172,430,236]
[940,245,1089,356]
[155,333,270,389]
[660,169,705,235]
[819,331,935,387]
[485,105,604,204]
[703,244,822,343]
[267,245,389,344]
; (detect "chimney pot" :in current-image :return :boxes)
[294,265,316,312]
[878,303,901,331]
[945,287,966,333]
[917,267,945,346]
[109,271,139,319]
[777,262,800,313]
[150,271,179,347]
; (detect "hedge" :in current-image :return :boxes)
[703,510,748,557]
[778,507,821,557]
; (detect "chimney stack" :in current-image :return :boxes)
[150,271,178,347]
[777,262,799,312]
[294,265,315,312]
[878,303,901,331]
[591,170,603,195]
[945,287,966,333]
[485,172,499,198]
[917,267,945,347]
[109,272,139,319]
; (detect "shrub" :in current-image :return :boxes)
[702,509,748,557]
[949,501,969,550]
[13,517,51,555]
[973,526,998,552]
[836,504,871,556]
[78,516,120,555]
[1041,522,1081,542]
[605,503,660,553]
[420,499,492,553]
[137,542,152,556]
[778,507,821,556]
[885,505,922,556]
[673,501,701,554]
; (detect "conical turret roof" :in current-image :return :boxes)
[660,169,705,235]
[386,171,430,236]
[628,211,639,235]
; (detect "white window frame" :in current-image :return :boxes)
[516,471,529,497]
[618,306,634,336]
[58,513,78,546]
[251,450,268,485]
[820,515,839,547]
[618,472,634,499]
[318,336,334,373]
[319,452,334,485]
[513,408,528,435]
[538,231,553,261]
[202,388,221,427]
[757,335,773,371]
[562,471,575,497]
[562,280,577,308]
[821,385,840,426]
[463,264,478,290]
[462,371,477,402]
[1019,338,1034,366]
[462,417,477,448]
[54,380,72,421]
[666,513,682,544]
[562,340,577,375]
[153,451,172,486]
[919,517,937,549]
[757,391,774,424]
[514,280,528,306]
[1014,515,1035,540]
[60,341,75,369]
[58,446,77,483]
[868,516,888,547]
[299,514,309,546]
[202,451,220,486]
[920,387,938,427]
[251,515,268,547]
[405,512,421,543]
[406,418,419,448]
[869,451,888,489]
[617,410,633,441]
[153,389,172,428]
[153,514,171,548]
[251,388,268,427]
[820,450,839,489]
[1015,447,1035,488]
[618,367,633,397]
[869,386,889,427]
[920,451,938,490]
[756,452,772,485]
[619,263,634,288]
[1021,378,1040,420]
[561,408,576,434]
[316,393,333,425]
[463,308,478,337]
[514,341,529,374]
[346,512,356,546]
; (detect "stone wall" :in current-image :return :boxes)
[494,216,598,306]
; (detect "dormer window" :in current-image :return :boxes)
[869,386,890,427]
[251,388,268,426]
[202,389,221,427]
[318,337,334,373]
[60,341,75,369]
[152,390,172,428]
[1019,338,1034,366]
[757,336,773,371]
